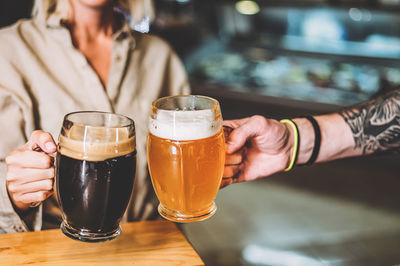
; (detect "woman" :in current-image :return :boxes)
[0,0,189,233]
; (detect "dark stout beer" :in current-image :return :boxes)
[56,112,136,241]
[56,151,136,233]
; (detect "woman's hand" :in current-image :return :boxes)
[221,115,294,188]
[5,130,57,212]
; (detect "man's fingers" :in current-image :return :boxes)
[26,130,57,154]
[225,115,269,154]
[220,172,242,189]
[223,117,251,129]
[225,127,248,154]
[223,164,241,178]
[225,152,243,165]
[6,150,54,168]
[220,178,234,189]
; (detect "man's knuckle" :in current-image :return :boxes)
[251,115,264,122]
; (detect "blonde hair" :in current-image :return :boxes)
[32,0,154,24]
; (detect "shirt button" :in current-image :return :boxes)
[115,55,121,62]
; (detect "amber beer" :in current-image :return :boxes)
[147,95,225,222]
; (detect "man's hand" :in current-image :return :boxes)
[221,116,294,188]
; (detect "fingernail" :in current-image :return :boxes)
[45,142,56,151]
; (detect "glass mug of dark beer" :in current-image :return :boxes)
[56,111,136,242]
[147,95,225,222]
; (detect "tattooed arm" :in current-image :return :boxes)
[339,90,400,155]
[293,89,400,165]
[222,90,400,187]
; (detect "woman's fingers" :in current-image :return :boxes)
[6,166,55,205]
[5,130,56,211]
[6,166,55,184]
[14,191,53,205]
[7,178,54,195]
[6,150,54,168]
[25,130,57,154]
[7,176,54,207]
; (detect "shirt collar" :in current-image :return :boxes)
[44,11,65,29]
[114,18,136,43]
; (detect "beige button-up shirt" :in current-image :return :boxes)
[0,14,189,233]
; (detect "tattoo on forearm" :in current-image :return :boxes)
[339,89,400,154]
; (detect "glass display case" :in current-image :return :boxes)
[153,0,400,111]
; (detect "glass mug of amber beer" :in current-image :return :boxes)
[147,95,225,222]
[56,111,136,242]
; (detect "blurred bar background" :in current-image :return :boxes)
[151,0,400,117]
[1,0,400,265]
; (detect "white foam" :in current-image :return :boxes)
[149,109,222,141]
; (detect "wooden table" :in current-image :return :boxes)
[0,220,204,265]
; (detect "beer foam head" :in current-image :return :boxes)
[149,109,222,141]
[58,125,136,161]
